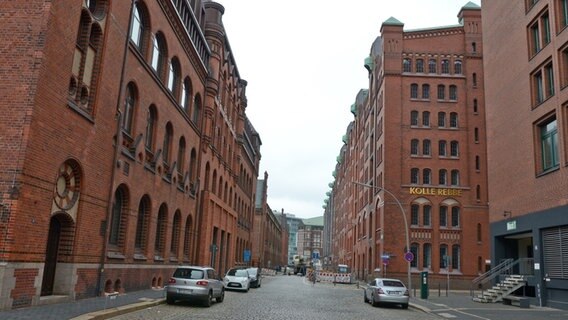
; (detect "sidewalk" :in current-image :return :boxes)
[0,288,166,320]
[408,290,567,320]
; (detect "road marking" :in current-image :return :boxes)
[438,313,457,318]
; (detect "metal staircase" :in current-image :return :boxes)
[470,258,533,303]
[472,274,526,303]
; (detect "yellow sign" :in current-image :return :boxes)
[409,187,463,197]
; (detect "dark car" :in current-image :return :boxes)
[246,267,262,288]
[166,266,225,307]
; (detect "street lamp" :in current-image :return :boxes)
[352,181,412,296]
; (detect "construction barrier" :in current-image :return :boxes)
[315,272,352,284]
[261,268,276,276]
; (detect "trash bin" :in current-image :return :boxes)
[420,271,428,299]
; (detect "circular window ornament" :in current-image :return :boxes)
[54,163,80,210]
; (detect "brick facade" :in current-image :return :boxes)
[0,0,269,310]
[331,3,489,290]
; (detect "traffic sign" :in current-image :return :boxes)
[404,251,414,262]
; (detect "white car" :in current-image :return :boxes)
[223,268,250,292]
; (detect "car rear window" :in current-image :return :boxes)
[173,268,204,279]
[227,269,248,277]
[382,280,404,287]
[247,268,258,276]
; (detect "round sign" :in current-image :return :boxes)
[404,251,414,262]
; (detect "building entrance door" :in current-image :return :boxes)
[41,217,61,296]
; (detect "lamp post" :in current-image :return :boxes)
[352,181,412,296]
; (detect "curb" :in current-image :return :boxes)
[70,298,166,320]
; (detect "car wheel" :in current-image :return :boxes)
[401,303,409,309]
[204,291,212,307]
[216,289,225,303]
[258,282,261,288]
[371,294,379,307]
[363,291,369,303]
[166,295,175,305]
[246,285,250,292]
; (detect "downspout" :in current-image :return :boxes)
[96,0,136,296]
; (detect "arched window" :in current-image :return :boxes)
[423,205,432,226]
[181,78,192,113]
[122,83,137,134]
[422,111,430,127]
[438,112,446,127]
[476,185,481,200]
[110,186,128,248]
[451,207,460,227]
[145,105,157,150]
[168,57,181,96]
[411,139,419,155]
[441,59,450,74]
[477,223,482,242]
[163,122,173,164]
[135,195,150,252]
[411,111,419,126]
[192,94,202,127]
[130,3,147,49]
[439,206,447,227]
[183,216,192,259]
[452,245,461,270]
[450,112,458,128]
[423,243,432,269]
[403,58,412,72]
[411,168,419,184]
[411,204,419,226]
[410,243,419,268]
[451,170,460,186]
[450,141,459,157]
[155,204,168,257]
[440,244,449,268]
[410,83,419,99]
[423,139,431,156]
[439,169,447,185]
[416,59,424,73]
[449,85,458,100]
[473,98,478,113]
[177,137,186,174]
[151,32,167,80]
[475,155,480,170]
[423,168,432,184]
[437,85,445,100]
[422,84,430,99]
[474,127,479,142]
[454,60,462,74]
[189,148,197,181]
[171,211,181,257]
[439,140,447,156]
[428,59,437,73]
[472,72,478,87]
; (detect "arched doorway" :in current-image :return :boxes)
[41,213,74,296]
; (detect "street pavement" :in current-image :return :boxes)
[0,277,567,320]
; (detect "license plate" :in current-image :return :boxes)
[388,291,401,295]
[178,289,193,294]
[228,283,239,287]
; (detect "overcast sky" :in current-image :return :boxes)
[220,0,481,219]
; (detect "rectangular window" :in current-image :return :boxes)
[560,45,568,88]
[530,22,540,55]
[411,205,419,226]
[558,0,568,31]
[532,60,555,106]
[543,13,551,45]
[423,206,431,227]
[439,206,447,227]
[539,117,559,171]
[437,85,445,100]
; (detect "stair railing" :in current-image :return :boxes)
[470,258,534,298]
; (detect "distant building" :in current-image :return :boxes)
[274,210,304,266]
[297,216,324,269]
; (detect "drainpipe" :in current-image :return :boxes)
[96,0,136,296]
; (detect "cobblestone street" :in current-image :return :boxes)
[109,275,436,320]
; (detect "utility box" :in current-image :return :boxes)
[420,271,429,299]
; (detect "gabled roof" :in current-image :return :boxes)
[383,16,404,26]
[462,1,481,10]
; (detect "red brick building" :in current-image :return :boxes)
[0,0,261,310]
[482,0,568,308]
[331,2,489,290]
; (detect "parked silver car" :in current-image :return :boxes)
[223,267,250,291]
[363,278,409,309]
[166,266,225,307]
[246,267,262,288]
